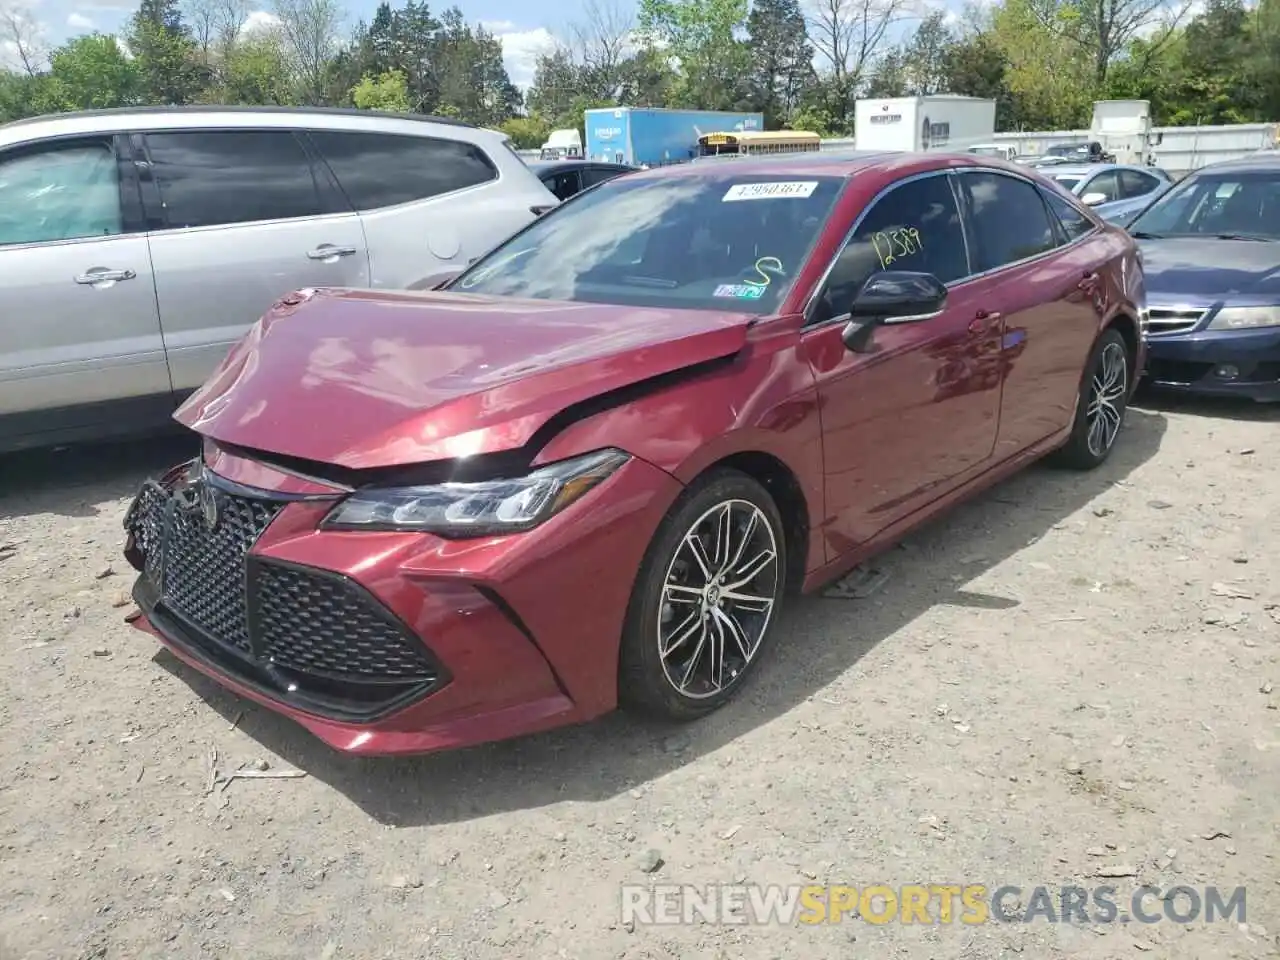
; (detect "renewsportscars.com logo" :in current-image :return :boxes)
[621,884,1248,927]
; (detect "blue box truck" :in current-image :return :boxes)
[584,107,765,166]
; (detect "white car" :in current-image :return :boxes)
[0,105,559,453]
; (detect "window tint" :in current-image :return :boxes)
[452,174,845,314]
[145,130,333,229]
[818,173,968,320]
[542,169,581,201]
[961,172,1056,271]
[1081,170,1121,203]
[1042,189,1094,241]
[0,139,123,246]
[1128,171,1280,239]
[582,166,625,188]
[308,131,497,210]
[1119,169,1158,198]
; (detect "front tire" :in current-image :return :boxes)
[1049,328,1131,470]
[618,469,787,721]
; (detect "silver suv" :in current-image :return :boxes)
[0,106,559,453]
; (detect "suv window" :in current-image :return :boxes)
[1041,188,1094,241]
[961,171,1057,271]
[144,130,335,229]
[1119,168,1158,198]
[0,138,123,246]
[818,173,968,320]
[542,169,581,201]
[308,130,497,210]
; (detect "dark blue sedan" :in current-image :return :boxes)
[1128,154,1280,401]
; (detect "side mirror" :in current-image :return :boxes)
[840,271,947,353]
[1081,191,1107,206]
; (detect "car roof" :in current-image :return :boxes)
[0,105,495,149]
[617,150,1060,186]
[1192,152,1280,175]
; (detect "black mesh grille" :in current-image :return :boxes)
[252,561,434,681]
[129,482,170,584]
[162,489,283,653]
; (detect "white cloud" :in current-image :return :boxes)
[67,11,95,29]
[241,9,283,36]
[487,23,556,90]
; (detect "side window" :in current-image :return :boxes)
[542,169,581,201]
[581,166,623,188]
[0,138,124,246]
[1041,188,1095,241]
[308,130,497,211]
[1082,170,1121,203]
[1119,169,1158,198]
[961,171,1057,271]
[818,173,968,320]
[144,130,335,229]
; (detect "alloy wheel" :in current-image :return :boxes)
[1086,341,1128,457]
[656,499,780,700]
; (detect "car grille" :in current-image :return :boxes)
[1145,307,1206,336]
[125,465,442,720]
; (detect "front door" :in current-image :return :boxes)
[954,170,1105,454]
[802,170,1003,554]
[136,129,369,394]
[0,134,170,448]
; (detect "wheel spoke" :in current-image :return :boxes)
[724,548,777,591]
[708,614,727,690]
[711,503,734,571]
[683,533,714,580]
[663,583,703,603]
[722,589,773,613]
[679,625,709,691]
[660,609,703,658]
[723,509,759,579]
[714,606,753,661]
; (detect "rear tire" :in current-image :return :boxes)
[1049,327,1131,470]
[618,469,787,722]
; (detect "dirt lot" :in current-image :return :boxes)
[1,393,1278,960]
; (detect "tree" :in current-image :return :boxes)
[745,0,815,126]
[807,0,908,131]
[1026,0,1196,87]
[272,0,343,103]
[567,0,634,100]
[499,115,550,148]
[351,67,410,109]
[40,34,139,111]
[127,0,205,104]
[526,47,583,124]
[0,2,47,76]
[637,0,752,110]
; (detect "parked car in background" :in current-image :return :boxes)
[0,106,558,454]
[527,159,639,201]
[1041,163,1174,223]
[1015,155,1073,168]
[967,143,1018,161]
[1047,141,1114,163]
[1127,153,1280,401]
[123,151,1145,756]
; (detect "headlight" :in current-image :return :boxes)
[321,448,630,536]
[1207,306,1280,331]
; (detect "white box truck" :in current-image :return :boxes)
[854,95,998,153]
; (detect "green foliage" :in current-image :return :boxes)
[499,116,550,149]
[37,35,140,112]
[351,69,411,111]
[637,0,751,110]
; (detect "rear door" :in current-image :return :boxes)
[138,128,368,394]
[0,133,170,449]
[954,169,1104,453]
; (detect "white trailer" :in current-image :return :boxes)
[854,95,998,153]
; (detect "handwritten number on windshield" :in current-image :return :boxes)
[870,228,923,269]
[745,256,785,288]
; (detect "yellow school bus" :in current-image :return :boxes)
[697,130,822,158]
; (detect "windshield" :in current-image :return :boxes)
[450,173,846,313]
[1128,169,1280,240]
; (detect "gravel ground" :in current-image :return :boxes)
[1,393,1278,960]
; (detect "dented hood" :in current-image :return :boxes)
[175,288,754,470]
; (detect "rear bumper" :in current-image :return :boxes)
[1142,327,1280,402]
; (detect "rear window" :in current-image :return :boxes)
[307,130,497,211]
[451,173,845,314]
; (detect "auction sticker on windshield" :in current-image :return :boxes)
[713,284,766,299]
[723,181,818,202]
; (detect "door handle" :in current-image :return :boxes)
[74,268,136,285]
[968,310,1002,335]
[306,244,358,260]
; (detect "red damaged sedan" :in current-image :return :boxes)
[123,152,1146,755]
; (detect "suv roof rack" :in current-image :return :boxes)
[2,104,476,130]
